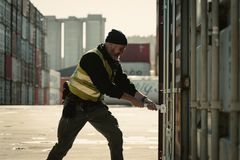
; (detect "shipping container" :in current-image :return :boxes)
[0,77,5,104]
[5,1,11,28]
[104,76,158,104]
[11,81,20,104]
[5,79,10,104]
[5,27,11,54]
[49,88,60,105]
[22,0,29,18]
[121,62,151,76]
[20,61,25,82]
[11,0,17,7]
[11,31,16,55]
[27,84,33,104]
[38,87,43,105]
[41,69,49,88]
[0,53,5,77]
[21,82,27,104]
[34,86,38,104]
[49,69,60,89]
[5,54,12,80]
[12,56,21,82]
[43,87,49,105]
[16,0,22,12]
[0,23,4,53]
[16,10,22,34]
[22,16,29,40]
[6,0,11,5]
[0,0,5,25]
[29,23,35,44]
[28,43,33,64]
[16,34,21,57]
[35,48,41,67]
[34,67,41,87]
[29,2,35,24]
[120,43,150,62]
[11,6,16,32]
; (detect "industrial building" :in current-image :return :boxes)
[44,14,106,70]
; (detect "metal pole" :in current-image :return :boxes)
[171,0,176,159]
[190,0,197,159]
[211,0,220,160]
[200,0,208,159]
[230,0,239,159]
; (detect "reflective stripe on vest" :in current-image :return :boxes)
[68,48,113,101]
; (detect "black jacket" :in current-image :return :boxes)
[80,44,136,99]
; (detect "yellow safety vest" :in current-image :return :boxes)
[68,48,114,101]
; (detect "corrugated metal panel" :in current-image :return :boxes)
[35,49,41,67]
[34,86,38,104]
[22,0,29,18]
[34,67,41,87]
[5,2,11,28]
[38,87,43,105]
[11,31,16,56]
[5,79,10,104]
[11,6,16,32]
[49,88,60,105]
[16,11,22,34]
[29,2,35,24]
[43,88,49,105]
[41,69,49,88]
[36,28,41,49]
[5,27,10,54]
[16,34,21,57]
[0,77,5,104]
[17,0,22,12]
[121,62,150,76]
[49,69,60,89]
[0,53,5,78]
[12,56,21,82]
[120,43,150,62]
[0,23,5,53]
[5,54,12,80]
[21,83,27,104]
[0,0,5,24]
[29,23,35,44]
[27,84,33,104]
[22,16,29,40]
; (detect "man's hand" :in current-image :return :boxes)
[144,98,157,111]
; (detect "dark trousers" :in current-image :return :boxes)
[46,94,123,160]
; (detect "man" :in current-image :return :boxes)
[47,29,157,160]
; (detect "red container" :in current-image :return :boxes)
[35,49,41,67]
[5,54,12,80]
[120,43,150,62]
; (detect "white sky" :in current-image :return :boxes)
[30,0,157,37]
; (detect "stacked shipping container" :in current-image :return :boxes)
[0,0,49,105]
[120,43,151,76]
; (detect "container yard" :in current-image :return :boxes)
[0,0,239,160]
[0,0,51,105]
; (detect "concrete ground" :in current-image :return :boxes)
[0,105,158,160]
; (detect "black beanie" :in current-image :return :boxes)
[105,29,128,45]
